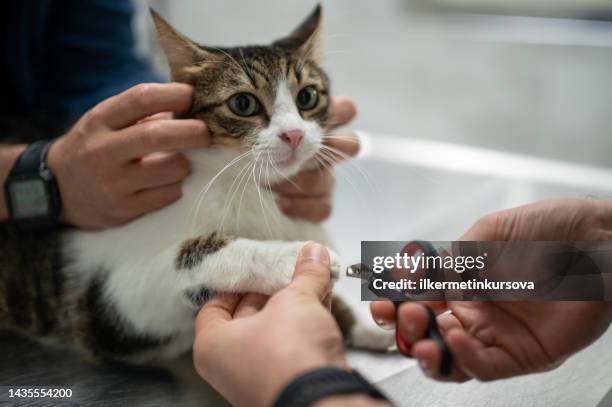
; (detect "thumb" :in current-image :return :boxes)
[195,293,242,334]
[290,242,331,299]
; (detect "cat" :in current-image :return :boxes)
[0,5,393,364]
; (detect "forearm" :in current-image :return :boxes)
[313,394,393,407]
[0,145,27,221]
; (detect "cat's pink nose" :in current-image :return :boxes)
[278,129,304,150]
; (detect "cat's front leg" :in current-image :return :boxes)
[175,233,340,300]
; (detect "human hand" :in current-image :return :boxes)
[372,300,612,381]
[274,96,359,223]
[460,197,612,241]
[193,243,347,407]
[47,83,209,229]
[371,198,612,381]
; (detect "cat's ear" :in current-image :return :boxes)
[274,4,324,63]
[150,9,211,83]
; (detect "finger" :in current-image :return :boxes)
[414,301,449,315]
[130,182,183,217]
[321,132,360,163]
[413,339,470,382]
[397,303,430,343]
[138,112,173,123]
[290,243,331,299]
[370,301,397,329]
[195,293,243,332]
[278,196,332,223]
[395,302,450,341]
[116,119,209,160]
[96,83,194,129]
[436,312,464,333]
[233,293,269,319]
[272,169,334,197]
[445,328,523,381]
[328,96,357,129]
[323,292,332,310]
[125,152,190,191]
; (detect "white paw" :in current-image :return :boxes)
[264,242,341,295]
[329,249,341,285]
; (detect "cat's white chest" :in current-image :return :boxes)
[64,148,329,276]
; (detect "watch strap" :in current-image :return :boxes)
[273,367,389,407]
[5,140,61,230]
[10,141,52,175]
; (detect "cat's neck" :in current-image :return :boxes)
[181,148,281,238]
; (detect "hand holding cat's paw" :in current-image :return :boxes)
[268,242,339,296]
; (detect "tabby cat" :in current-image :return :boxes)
[0,5,392,364]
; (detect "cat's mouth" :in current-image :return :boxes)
[270,150,297,167]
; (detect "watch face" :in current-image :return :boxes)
[9,179,50,219]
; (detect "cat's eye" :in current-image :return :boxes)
[228,93,261,117]
[296,86,319,111]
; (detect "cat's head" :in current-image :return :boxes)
[151,6,330,179]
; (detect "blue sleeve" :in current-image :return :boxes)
[10,0,164,121]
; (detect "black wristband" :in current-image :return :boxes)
[4,140,61,230]
[273,367,389,407]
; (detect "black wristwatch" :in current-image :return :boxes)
[273,368,390,407]
[4,140,62,230]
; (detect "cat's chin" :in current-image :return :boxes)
[272,152,319,180]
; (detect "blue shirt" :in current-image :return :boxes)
[1,0,162,122]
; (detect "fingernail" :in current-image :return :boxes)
[375,319,395,330]
[336,102,354,120]
[299,243,329,264]
[277,197,291,210]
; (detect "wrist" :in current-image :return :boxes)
[0,145,28,221]
[312,394,393,407]
[272,367,389,407]
[264,355,349,407]
[45,138,70,225]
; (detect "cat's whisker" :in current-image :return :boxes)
[264,151,286,226]
[321,135,361,145]
[187,150,252,233]
[318,144,368,172]
[252,153,274,239]
[265,153,302,191]
[257,152,283,229]
[316,156,366,202]
[189,151,251,224]
[319,143,372,184]
[218,158,256,234]
[316,148,371,199]
[235,160,258,234]
[234,159,260,233]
